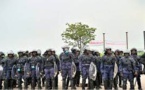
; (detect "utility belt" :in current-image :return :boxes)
[104,62,113,65]
[45,64,54,68]
[123,68,134,72]
[44,66,53,69]
[104,65,113,68]
[62,60,72,63]
[82,64,90,67]
[63,61,72,63]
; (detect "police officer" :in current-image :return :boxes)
[23,53,31,89]
[113,49,122,89]
[17,50,28,89]
[52,49,60,89]
[37,49,43,88]
[71,47,80,88]
[59,45,74,90]
[130,48,142,90]
[101,47,116,90]
[4,51,17,89]
[29,50,43,89]
[79,47,95,90]
[92,50,102,89]
[119,50,137,90]
[44,49,56,89]
[0,52,5,89]
[42,51,48,87]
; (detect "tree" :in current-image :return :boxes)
[61,22,96,52]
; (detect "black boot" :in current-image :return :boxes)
[71,78,76,90]
[122,79,127,90]
[137,77,142,90]
[4,79,8,89]
[42,76,45,87]
[82,79,86,90]
[119,74,122,87]
[104,80,108,90]
[24,79,28,89]
[45,79,49,90]
[109,79,113,90]
[45,78,51,90]
[66,77,70,88]
[37,78,42,89]
[52,78,56,89]
[55,75,58,89]
[31,78,36,89]
[62,78,66,90]
[18,79,22,89]
[89,79,94,89]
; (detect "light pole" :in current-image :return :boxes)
[103,33,106,51]
[126,32,128,49]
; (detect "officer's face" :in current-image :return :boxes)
[76,51,80,56]
[52,51,55,55]
[18,52,23,56]
[115,51,119,55]
[86,50,90,54]
[32,52,37,56]
[48,51,51,55]
[131,50,136,54]
[107,50,112,54]
[63,48,69,53]
[8,54,13,58]
[124,53,129,57]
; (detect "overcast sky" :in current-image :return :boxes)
[0,0,145,53]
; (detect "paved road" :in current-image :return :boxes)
[13,74,145,89]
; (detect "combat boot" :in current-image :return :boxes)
[71,78,76,90]
[82,79,86,90]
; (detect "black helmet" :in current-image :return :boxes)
[131,48,137,52]
[105,47,111,51]
[31,50,38,53]
[46,49,52,52]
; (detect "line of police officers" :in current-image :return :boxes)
[0,46,144,90]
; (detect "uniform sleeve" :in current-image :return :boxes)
[55,55,60,71]
[2,59,7,73]
[70,53,75,62]
[59,53,62,71]
[131,58,138,72]
[78,55,82,72]
[92,56,96,64]
[98,57,102,72]
[143,64,145,73]
[119,58,123,73]
[138,57,142,71]
[96,57,101,72]
[52,56,56,65]
[100,56,104,74]
[113,57,117,69]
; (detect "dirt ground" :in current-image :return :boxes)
[19,74,145,90]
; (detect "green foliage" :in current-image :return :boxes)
[138,51,144,56]
[61,22,96,51]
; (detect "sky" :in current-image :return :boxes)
[0,0,145,54]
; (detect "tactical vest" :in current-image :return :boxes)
[45,55,54,67]
[81,55,92,65]
[121,57,134,71]
[61,53,72,63]
[103,56,114,65]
